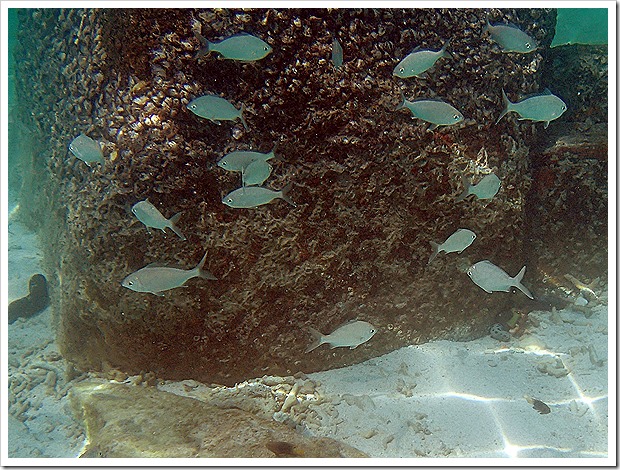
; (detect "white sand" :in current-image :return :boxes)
[307,302,610,459]
[6,210,86,458]
[3,211,612,462]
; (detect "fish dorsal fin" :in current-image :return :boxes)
[146,262,167,268]
[523,88,555,100]
[410,97,446,104]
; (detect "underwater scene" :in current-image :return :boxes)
[4,4,612,462]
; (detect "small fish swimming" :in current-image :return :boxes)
[122,251,217,296]
[196,32,272,61]
[305,320,377,353]
[396,92,463,130]
[483,21,538,53]
[467,260,534,299]
[217,149,276,186]
[131,199,186,240]
[265,441,306,458]
[393,39,451,78]
[524,395,551,414]
[243,160,273,186]
[187,95,248,130]
[222,184,296,208]
[456,173,501,201]
[331,38,343,69]
[497,89,567,129]
[428,228,476,264]
[69,134,104,167]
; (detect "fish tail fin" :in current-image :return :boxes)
[514,266,534,299]
[395,90,406,111]
[195,33,210,58]
[195,251,218,280]
[496,89,513,125]
[270,142,284,162]
[279,183,297,207]
[428,241,441,265]
[305,327,325,353]
[240,103,249,131]
[455,175,471,202]
[168,211,187,240]
[441,38,452,58]
[483,19,491,35]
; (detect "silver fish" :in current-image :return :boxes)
[243,160,273,186]
[396,92,463,130]
[332,38,343,69]
[457,173,501,201]
[68,134,104,167]
[187,95,248,130]
[305,320,377,353]
[497,89,567,129]
[217,148,276,186]
[467,260,534,299]
[393,39,451,78]
[122,251,217,296]
[428,228,476,264]
[131,199,186,240]
[217,149,276,171]
[197,32,272,61]
[222,184,296,208]
[484,21,538,53]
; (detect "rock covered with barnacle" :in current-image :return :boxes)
[11,8,604,386]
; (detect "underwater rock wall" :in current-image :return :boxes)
[14,8,576,385]
[526,43,608,287]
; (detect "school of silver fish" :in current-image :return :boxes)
[67,16,552,353]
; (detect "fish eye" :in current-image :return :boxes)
[227,198,233,203]
[399,67,404,73]
[525,42,531,49]
[190,104,196,109]
[264,46,269,51]
[453,114,460,120]
[561,105,567,110]
[127,281,134,286]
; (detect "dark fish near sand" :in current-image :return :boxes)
[525,395,551,414]
[8,274,49,324]
[266,441,306,457]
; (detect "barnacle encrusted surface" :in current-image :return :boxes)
[12,8,604,385]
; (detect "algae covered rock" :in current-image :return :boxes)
[70,380,366,458]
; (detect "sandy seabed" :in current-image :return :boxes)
[5,212,610,461]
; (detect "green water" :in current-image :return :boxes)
[551,8,608,47]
